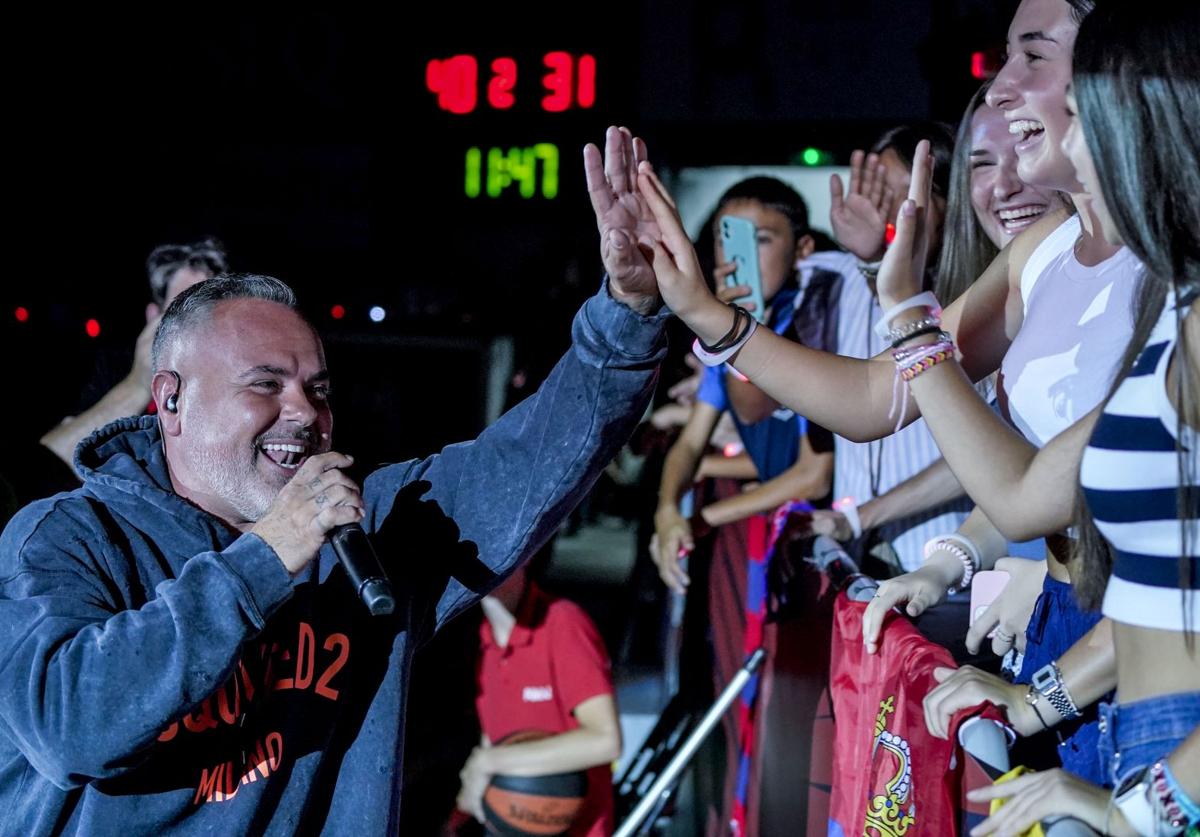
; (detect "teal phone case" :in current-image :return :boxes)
[720,215,766,323]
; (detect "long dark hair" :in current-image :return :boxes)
[870,122,955,282]
[936,83,1000,304]
[1069,2,1200,630]
[869,122,955,204]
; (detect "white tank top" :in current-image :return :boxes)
[999,215,1142,446]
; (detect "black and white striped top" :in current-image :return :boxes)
[1080,300,1200,631]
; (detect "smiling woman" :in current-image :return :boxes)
[622,0,1160,808]
[986,0,1094,193]
[937,80,1068,304]
[969,106,1054,244]
[931,2,1200,831]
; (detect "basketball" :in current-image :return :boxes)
[482,730,588,837]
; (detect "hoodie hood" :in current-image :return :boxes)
[74,415,235,551]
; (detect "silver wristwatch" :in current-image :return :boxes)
[1029,661,1081,721]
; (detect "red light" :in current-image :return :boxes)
[970,48,1003,80]
[542,51,573,112]
[487,57,517,109]
[577,55,596,108]
[425,55,478,114]
[885,223,897,245]
[14,306,29,323]
[971,51,987,80]
[85,319,101,338]
[330,304,346,320]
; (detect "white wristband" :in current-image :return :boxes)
[1113,774,1158,836]
[691,317,758,367]
[874,291,942,340]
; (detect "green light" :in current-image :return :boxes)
[802,147,821,166]
[464,143,560,199]
[464,147,482,198]
[533,143,559,198]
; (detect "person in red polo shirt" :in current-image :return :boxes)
[455,563,622,836]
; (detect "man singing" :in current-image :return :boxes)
[0,128,664,835]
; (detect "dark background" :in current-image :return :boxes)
[2,0,1014,459]
[0,3,1020,830]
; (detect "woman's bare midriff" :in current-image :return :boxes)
[1114,620,1200,703]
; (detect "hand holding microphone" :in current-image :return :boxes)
[251,452,394,615]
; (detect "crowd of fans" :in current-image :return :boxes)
[0,0,1195,835]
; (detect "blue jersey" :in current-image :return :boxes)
[696,285,805,480]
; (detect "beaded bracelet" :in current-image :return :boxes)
[1151,761,1196,833]
[925,533,983,574]
[1162,760,1200,826]
[923,536,976,591]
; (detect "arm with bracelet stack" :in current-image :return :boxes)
[635,141,1152,684]
[860,504,1008,654]
[869,141,1200,836]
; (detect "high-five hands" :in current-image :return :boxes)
[634,157,733,344]
[584,127,662,313]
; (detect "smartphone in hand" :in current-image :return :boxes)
[720,215,767,322]
[969,570,1011,635]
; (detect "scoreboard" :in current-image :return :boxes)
[422,51,605,203]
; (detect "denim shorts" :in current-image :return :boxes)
[1097,690,1200,788]
[1019,575,1106,785]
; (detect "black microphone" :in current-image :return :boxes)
[328,524,396,616]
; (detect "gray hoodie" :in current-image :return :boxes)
[0,284,666,836]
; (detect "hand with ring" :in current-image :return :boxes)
[966,557,1047,656]
[250,452,364,574]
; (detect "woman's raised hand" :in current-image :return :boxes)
[876,139,935,310]
[636,162,732,344]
